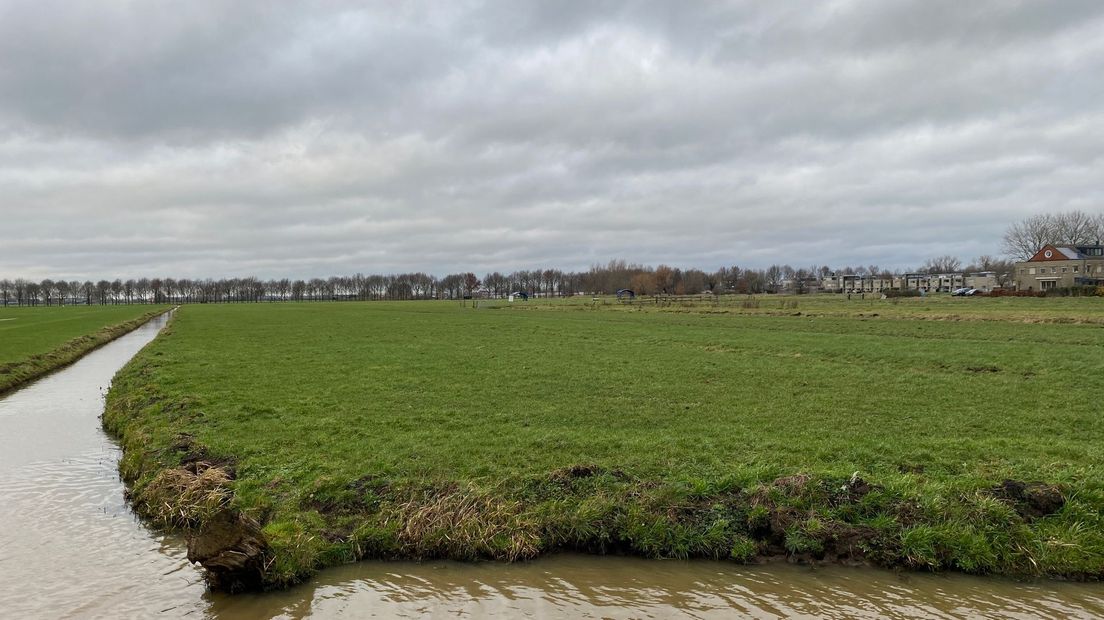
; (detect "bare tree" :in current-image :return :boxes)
[56,280,71,305]
[39,279,54,306]
[765,265,783,293]
[462,272,480,296]
[922,255,962,274]
[483,272,506,298]
[652,265,675,294]
[1002,210,1104,260]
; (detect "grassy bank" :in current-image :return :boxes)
[103,298,1104,590]
[0,305,170,395]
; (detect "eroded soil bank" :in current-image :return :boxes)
[104,430,1101,592]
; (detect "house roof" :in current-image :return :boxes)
[1028,244,1085,261]
[1027,244,1104,262]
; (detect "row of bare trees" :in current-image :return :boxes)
[2,211,1095,306]
[0,256,1011,307]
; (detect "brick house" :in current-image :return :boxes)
[1014,244,1104,292]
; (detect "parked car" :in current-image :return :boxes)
[964,288,980,296]
[951,287,971,296]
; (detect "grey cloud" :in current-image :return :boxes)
[1,0,1103,280]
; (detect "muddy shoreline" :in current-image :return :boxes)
[103,440,1092,593]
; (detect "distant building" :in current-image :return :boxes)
[781,277,821,294]
[964,272,1000,292]
[822,274,893,293]
[1014,244,1104,292]
[899,272,964,293]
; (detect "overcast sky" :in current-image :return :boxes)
[2,1,1103,279]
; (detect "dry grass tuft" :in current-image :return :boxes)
[133,463,234,528]
[386,486,541,560]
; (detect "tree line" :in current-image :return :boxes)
[0,256,1016,306]
[2,210,1098,306]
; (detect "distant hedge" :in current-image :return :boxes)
[1043,285,1104,297]
[986,289,1045,298]
[882,289,922,298]
[986,286,1104,298]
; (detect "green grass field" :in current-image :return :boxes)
[103,296,1104,589]
[0,305,168,394]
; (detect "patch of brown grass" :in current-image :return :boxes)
[384,485,541,560]
[132,462,234,528]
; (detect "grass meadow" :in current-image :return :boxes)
[0,305,168,394]
[103,296,1104,588]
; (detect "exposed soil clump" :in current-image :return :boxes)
[125,454,272,592]
[991,480,1065,519]
[832,474,877,505]
[172,433,237,476]
[186,511,268,593]
[548,464,628,485]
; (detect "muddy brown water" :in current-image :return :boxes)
[2,315,1103,619]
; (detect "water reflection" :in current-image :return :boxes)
[206,555,1104,619]
[0,313,208,618]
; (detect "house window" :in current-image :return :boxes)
[1062,267,1068,273]
[1029,268,1036,275]
[1074,266,1079,273]
[1041,280,1057,291]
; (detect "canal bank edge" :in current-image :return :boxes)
[101,350,1103,591]
[0,308,173,396]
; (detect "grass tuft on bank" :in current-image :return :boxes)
[0,305,169,395]
[102,298,1104,589]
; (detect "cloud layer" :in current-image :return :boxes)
[2,1,1103,279]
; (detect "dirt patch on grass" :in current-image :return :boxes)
[548,464,629,485]
[991,479,1065,520]
[172,433,237,476]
